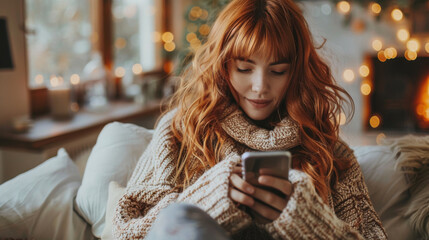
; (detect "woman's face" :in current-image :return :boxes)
[228,51,290,121]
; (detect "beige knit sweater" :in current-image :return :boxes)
[113,106,387,239]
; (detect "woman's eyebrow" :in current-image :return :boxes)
[269,60,290,66]
[235,58,290,65]
[236,58,255,64]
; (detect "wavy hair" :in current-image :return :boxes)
[166,0,354,202]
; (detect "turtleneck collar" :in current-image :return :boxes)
[220,104,300,151]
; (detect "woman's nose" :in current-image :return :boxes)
[251,72,268,93]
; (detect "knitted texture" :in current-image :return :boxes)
[113,107,387,239]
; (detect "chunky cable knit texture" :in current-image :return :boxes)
[113,108,387,239]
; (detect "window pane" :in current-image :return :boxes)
[26,0,92,88]
[113,0,163,79]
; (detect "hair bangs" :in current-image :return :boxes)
[225,14,294,63]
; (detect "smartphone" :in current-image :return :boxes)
[241,151,291,195]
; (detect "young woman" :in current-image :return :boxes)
[113,0,387,239]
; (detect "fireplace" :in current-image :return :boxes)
[366,56,429,132]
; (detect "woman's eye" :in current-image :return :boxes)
[237,68,251,73]
[271,70,287,75]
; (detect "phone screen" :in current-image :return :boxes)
[241,151,291,196]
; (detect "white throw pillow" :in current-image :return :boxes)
[352,145,419,240]
[75,122,153,237]
[101,181,126,240]
[0,148,93,240]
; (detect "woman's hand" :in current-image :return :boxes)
[228,166,293,223]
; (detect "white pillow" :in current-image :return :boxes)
[101,181,126,240]
[352,145,419,240]
[75,122,153,237]
[0,148,92,240]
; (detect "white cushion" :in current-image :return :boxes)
[75,122,153,237]
[101,181,126,240]
[353,145,419,240]
[0,148,93,240]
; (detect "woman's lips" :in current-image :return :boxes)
[246,98,272,108]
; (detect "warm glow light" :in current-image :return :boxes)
[397,29,410,42]
[407,39,420,52]
[391,8,403,21]
[359,65,370,77]
[164,42,176,52]
[377,51,387,62]
[405,50,417,61]
[152,32,161,43]
[384,47,397,59]
[115,67,126,78]
[162,32,174,43]
[199,24,210,36]
[186,32,197,42]
[370,2,381,14]
[361,83,372,95]
[187,23,198,33]
[337,1,351,14]
[190,6,203,19]
[35,74,44,85]
[372,39,383,51]
[416,104,425,116]
[376,133,386,145]
[200,10,209,20]
[50,75,59,87]
[369,115,381,128]
[343,69,355,82]
[115,38,127,49]
[337,112,347,125]
[163,61,174,73]
[190,38,201,50]
[70,74,80,85]
[425,42,429,53]
[415,77,429,126]
[132,64,143,75]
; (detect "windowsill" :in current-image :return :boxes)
[0,100,164,151]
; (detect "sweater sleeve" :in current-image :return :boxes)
[261,142,387,240]
[113,112,251,239]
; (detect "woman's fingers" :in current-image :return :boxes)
[229,188,254,207]
[251,186,287,211]
[258,175,293,196]
[232,166,242,174]
[230,173,254,194]
[248,200,281,221]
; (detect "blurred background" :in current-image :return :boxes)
[0,0,428,182]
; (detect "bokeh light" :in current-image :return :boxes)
[370,2,381,14]
[70,74,80,85]
[337,1,351,14]
[397,29,410,42]
[369,115,381,128]
[132,64,143,75]
[115,67,126,78]
[359,65,370,77]
[361,82,371,95]
[343,69,355,82]
[372,39,383,51]
[391,8,403,21]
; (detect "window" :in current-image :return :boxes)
[113,0,163,79]
[25,0,164,89]
[25,0,92,88]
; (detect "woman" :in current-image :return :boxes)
[113,0,387,239]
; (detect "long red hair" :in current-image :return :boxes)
[165,0,354,202]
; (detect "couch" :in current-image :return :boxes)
[0,122,428,239]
